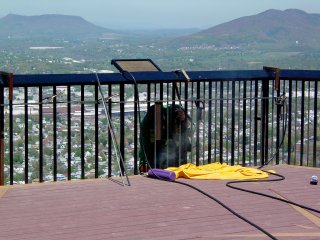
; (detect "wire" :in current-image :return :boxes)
[121,69,278,239]
[120,71,165,179]
[148,174,278,239]
[0,94,119,106]
[259,93,288,168]
[223,93,320,239]
[226,170,320,214]
[0,95,276,107]
[144,87,320,239]
[172,179,278,240]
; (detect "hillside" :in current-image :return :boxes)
[172,9,320,49]
[0,14,118,40]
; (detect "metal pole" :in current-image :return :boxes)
[95,73,130,186]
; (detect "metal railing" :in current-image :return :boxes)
[1,69,320,185]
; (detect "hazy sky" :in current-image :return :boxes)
[1,0,320,29]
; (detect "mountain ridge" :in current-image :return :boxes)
[0,13,118,39]
[1,9,320,50]
[171,9,320,49]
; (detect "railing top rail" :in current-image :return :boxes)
[1,69,320,87]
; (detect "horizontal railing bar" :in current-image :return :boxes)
[0,97,275,107]
[188,70,320,81]
[2,70,320,87]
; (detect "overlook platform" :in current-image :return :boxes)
[1,165,320,240]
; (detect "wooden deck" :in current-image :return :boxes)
[1,165,320,240]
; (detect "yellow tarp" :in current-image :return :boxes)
[166,162,272,180]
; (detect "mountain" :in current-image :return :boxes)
[0,14,118,40]
[171,9,320,49]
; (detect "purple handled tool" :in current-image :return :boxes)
[147,169,176,181]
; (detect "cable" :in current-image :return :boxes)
[259,93,288,168]
[0,96,275,107]
[0,94,119,106]
[173,179,278,240]
[224,92,320,239]
[120,70,278,239]
[146,88,320,239]
[148,173,278,239]
[226,170,320,214]
[117,71,319,238]
[120,71,165,179]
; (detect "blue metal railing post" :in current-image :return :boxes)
[53,86,57,182]
[254,80,259,166]
[313,80,318,167]
[95,84,99,178]
[133,83,138,175]
[207,81,212,164]
[287,81,292,165]
[24,87,29,183]
[219,81,224,164]
[242,81,247,166]
[120,83,125,175]
[67,86,72,180]
[260,80,269,166]
[231,80,236,166]
[195,82,200,166]
[39,86,43,183]
[300,82,305,166]
[108,84,112,178]
[0,84,4,186]
[276,88,281,165]
[81,85,85,179]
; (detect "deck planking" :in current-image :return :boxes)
[0,165,320,240]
